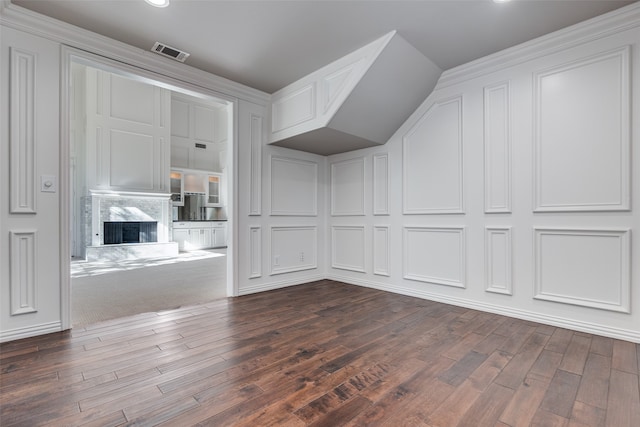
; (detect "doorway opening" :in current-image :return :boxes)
[66,55,234,328]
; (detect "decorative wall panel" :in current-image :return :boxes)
[322,60,358,113]
[534,228,630,312]
[332,226,366,273]
[10,48,37,213]
[270,156,318,216]
[193,104,216,143]
[373,153,389,215]
[270,226,317,275]
[170,99,190,138]
[109,74,154,125]
[404,227,466,288]
[271,83,316,132]
[485,227,512,295]
[109,130,155,190]
[403,96,463,214]
[373,226,390,276]
[533,46,630,211]
[10,231,37,315]
[249,226,261,279]
[249,114,263,216]
[484,82,511,213]
[331,157,365,216]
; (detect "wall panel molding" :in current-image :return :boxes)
[484,81,511,213]
[270,156,318,216]
[403,96,464,214]
[270,226,317,275]
[533,46,630,212]
[485,227,513,295]
[373,153,389,215]
[249,226,262,279]
[403,226,466,288]
[321,60,358,113]
[249,114,262,215]
[534,228,630,313]
[373,225,390,276]
[10,230,38,315]
[331,157,366,216]
[271,83,316,133]
[10,47,37,213]
[332,226,366,273]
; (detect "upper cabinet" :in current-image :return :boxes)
[269,31,442,156]
[85,68,171,193]
[170,93,228,172]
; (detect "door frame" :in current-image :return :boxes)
[59,46,239,329]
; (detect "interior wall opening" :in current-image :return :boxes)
[67,56,234,328]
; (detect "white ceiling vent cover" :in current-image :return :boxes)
[151,42,190,62]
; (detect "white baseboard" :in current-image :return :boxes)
[238,274,326,296]
[0,321,63,343]
[327,274,640,344]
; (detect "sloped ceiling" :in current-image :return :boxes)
[10,0,637,94]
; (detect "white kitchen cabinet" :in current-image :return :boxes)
[205,174,221,206]
[211,223,227,248]
[170,170,184,206]
[173,221,227,250]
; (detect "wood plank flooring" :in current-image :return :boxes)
[1,280,639,426]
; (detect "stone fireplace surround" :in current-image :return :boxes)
[84,190,178,261]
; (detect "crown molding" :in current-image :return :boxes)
[0,1,270,105]
[437,2,640,89]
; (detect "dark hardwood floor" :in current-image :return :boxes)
[1,280,639,426]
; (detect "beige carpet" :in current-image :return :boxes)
[71,249,227,327]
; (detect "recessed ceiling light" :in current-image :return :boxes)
[145,0,170,8]
[493,0,511,3]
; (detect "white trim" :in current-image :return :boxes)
[331,225,366,273]
[0,321,62,343]
[372,153,390,216]
[9,46,37,213]
[402,95,464,215]
[0,2,269,105]
[532,46,630,212]
[239,275,325,296]
[484,227,513,295]
[437,2,640,89]
[249,114,263,216]
[327,274,640,344]
[270,226,318,275]
[249,226,262,279]
[483,81,512,214]
[403,226,466,288]
[330,157,366,216]
[10,230,38,315]
[373,225,390,277]
[533,227,631,313]
[270,156,318,216]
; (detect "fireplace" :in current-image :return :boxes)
[103,221,158,245]
[84,191,178,261]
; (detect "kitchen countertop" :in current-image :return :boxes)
[173,219,227,222]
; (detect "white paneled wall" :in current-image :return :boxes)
[327,13,640,342]
[237,100,326,295]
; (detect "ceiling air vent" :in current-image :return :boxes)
[151,42,190,62]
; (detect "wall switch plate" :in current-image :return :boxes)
[41,175,57,193]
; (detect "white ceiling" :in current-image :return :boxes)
[11,0,637,94]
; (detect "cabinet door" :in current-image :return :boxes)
[206,174,221,206]
[170,170,184,206]
[173,228,189,251]
[213,225,227,248]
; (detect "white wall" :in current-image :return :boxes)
[326,9,640,343]
[237,100,326,295]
